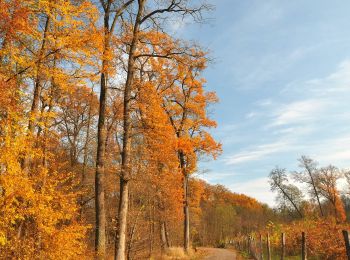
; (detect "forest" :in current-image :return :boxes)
[0,0,227,258]
[2,0,350,259]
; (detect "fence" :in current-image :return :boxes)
[232,230,350,260]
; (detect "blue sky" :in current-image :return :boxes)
[172,0,350,205]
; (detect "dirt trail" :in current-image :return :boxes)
[200,247,237,260]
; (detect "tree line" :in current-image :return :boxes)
[269,155,349,221]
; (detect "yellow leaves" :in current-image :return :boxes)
[0,83,89,258]
[0,232,6,246]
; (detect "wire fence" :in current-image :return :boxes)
[232,230,350,260]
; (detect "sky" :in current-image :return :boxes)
[171,0,350,206]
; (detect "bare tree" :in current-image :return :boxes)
[293,156,324,217]
[269,167,304,218]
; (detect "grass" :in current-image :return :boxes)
[236,248,319,260]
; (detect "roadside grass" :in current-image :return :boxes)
[237,248,320,260]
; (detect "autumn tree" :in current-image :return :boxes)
[0,71,90,260]
[114,1,214,258]
[125,30,221,252]
[317,165,346,222]
[133,76,183,255]
[151,42,221,252]
[0,0,99,258]
[93,1,135,257]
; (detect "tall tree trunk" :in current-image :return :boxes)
[42,51,57,167]
[165,222,171,247]
[116,1,145,259]
[160,221,170,251]
[28,16,50,134]
[96,1,134,257]
[95,15,110,256]
[184,174,190,252]
[95,66,107,258]
[304,162,324,217]
[79,90,93,219]
[116,179,129,260]
[21,15,50,172]
[311,180,324,217]
[277,185,303,218]
[148,199,154,258]
[126,204,143,259]
[179,151,190,253]
[83,90,93,184]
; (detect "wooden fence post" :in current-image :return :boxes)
[267,233,271,260]
[302,232,307,260]
[281,233,285,260]
[342,230,350,260]
[260,234,264,260]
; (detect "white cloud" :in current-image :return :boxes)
[269,99,328,127]
[256,99,273,107]
[225,140,290,165]
[228,177,275,206]
[324,151,350,163]
[305,60,350,95]
[201,170,238,183]
[313,135,350,168]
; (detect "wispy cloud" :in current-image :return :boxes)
[201,170,239,183]
[223,59,350,168]
[305,61,350,95]
[269,99,328,127]
[225,140,290,165]
[313,135,350,167]
[256,99,273,107]
[245,112,257,119]
[229,177,275,206]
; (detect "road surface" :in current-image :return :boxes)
[201,247,237,260]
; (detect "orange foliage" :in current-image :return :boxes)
[264,219,350,259]
[0,79,90,258]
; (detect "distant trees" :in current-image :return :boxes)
[190,181,273,247]
[269,156,348,222]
